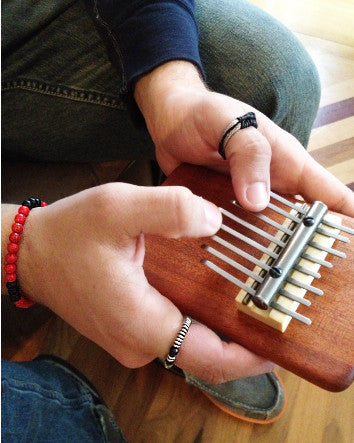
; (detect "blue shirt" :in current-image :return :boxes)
[86,0,204,93]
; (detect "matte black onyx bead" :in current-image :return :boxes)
[169,346,179,357]
[7,285,19,294]
[9,292,21,302]
[6,280,19,290]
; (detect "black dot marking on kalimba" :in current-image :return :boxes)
[269,266,283,278]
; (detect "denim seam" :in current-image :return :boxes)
[2,78,126,110]
[93,0,127,94]
[2,378,94,407]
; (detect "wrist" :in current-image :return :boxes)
[134,60,207,130]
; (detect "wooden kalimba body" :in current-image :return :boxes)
[144,164,354,392]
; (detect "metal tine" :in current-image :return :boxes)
[201,259,256,295]
[271,301,312,325]
[286,276,324,296]
[293,264,321,279]
[278,288,311,306]
[267,202,302,223]
[230,200,294,236]
[301,252,333,268]
[212,236,271,272]
[269,192,354,236]
[270,191,307,214]
[322,218,354,236]
[220,224,278,259]
[220,208,286,248]
[316,227,349,243]
[308,241,346,258]
[202,245,263,283]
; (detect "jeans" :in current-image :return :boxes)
[1,356,126,442]
[2,0,320,163]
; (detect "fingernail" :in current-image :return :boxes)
[203,199,222,233]
[246,182,269,209]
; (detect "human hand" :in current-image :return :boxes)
[14,184,274,383]
[134,61,354,216]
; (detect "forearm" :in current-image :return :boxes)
[85,0,204,92]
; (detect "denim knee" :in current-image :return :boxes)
[196,0,321,146]
[1,357,126,442]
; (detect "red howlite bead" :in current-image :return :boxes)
[12,223,23,233]
[5,263,16,273]
[15,297,35,308]
[41,201,47,207]
[5,273,17,282]
[15,213,26,224]
[9,232,21,243]
[5,253,18,264]
[7,243,19,253]
[18,206,30,216]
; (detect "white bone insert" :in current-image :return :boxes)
[235,211,342,332]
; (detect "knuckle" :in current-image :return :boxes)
[168,186,195,235]
[242,136,272,159]
[92,183,119,211]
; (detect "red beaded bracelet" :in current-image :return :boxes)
[4,198,47,308]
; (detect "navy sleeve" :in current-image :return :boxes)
[87,0,204,93]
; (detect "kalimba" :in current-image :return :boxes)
[144,164,354,392]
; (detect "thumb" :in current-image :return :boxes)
[225,126,272,212]
[122,185,222,239]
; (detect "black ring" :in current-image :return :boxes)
[218,112,258,159]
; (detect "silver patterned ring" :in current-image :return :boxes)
[218,112,258,160]
[164,316,192,369]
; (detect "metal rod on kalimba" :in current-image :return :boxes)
[316,227,349,242]
[321,218,354,235]
[231,200,294,235]
[201,259,256,296]
[202,191,352,327]
[285,277,323,296]
[278,288,311,306]
[267,202,303,222]
[308,241,346,258]
[301,253,333,268]
[220,224,278,259]
[212,235,272,272]
[202,245,263,283]
[293,264,320,279]
[270,301,312,325]
[220,208,286,248]
[251,201,328,309]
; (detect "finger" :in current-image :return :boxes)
[298,155,354,217]
[106,278,274,382]
[120,184,222,238]
[173,320,276,383]
[225,126,272,212]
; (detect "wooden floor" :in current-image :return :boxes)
[3,1,353,442]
